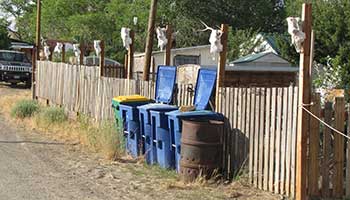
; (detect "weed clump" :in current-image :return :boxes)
[36,107,67,126]
[11,100,39,119]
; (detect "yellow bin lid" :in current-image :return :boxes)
[113,95,149,103]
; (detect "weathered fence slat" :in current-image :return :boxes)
[309,94,321,196]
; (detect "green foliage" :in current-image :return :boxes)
[0,19,11,49]
[11,100,39,119]
[36,107,67,125]
[227,28,259,61]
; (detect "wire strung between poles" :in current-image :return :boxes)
[301,105,350,141]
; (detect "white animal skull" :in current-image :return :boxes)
[54,42,63,54]
[286,17,306,53]
[156,27,168,51]
[43,45,51,60]
[73,44,81,64]
[121,27,132,51]
[94,40,101,56]
[200,21,223,54]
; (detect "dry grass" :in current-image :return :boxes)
[0,91,125,160]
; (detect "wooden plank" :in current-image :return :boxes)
[237,87,242,172]
[228,87,234,179]
[263,87,271,191]
[258,88,265,189]
[280,87,288,194]
[322,102,332,197]
[249,87,256,184]
[274,88,283,194]
[309,93,321,197]
[253,88,260,187]
[285,86,294,196]
[347,105,350,198]
[290,86,298,197]
[269,88,277,192]
[333,97,345,198]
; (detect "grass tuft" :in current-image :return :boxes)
[11,99,39,119]
[36,107,68,126]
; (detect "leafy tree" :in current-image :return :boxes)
[0,19,11,49]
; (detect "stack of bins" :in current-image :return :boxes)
[138,65,178,168]
[112,95,151,158]
[165,68,223,172]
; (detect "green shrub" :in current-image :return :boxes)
[36,107,67,125]
[11,100,39,119]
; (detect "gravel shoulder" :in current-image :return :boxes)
[0,85,282,200]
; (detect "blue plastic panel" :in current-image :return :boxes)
[193,68,217,110]
[155,65,177,104]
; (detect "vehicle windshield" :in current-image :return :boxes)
[0,52,29,63]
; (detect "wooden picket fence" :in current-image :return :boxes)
[102,65,125,78]
[35,61,350,199]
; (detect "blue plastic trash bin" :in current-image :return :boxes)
[137,65,178,165]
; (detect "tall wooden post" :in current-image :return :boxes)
[215,24,229,111]
[62,43,65,63]
[99,40,105,77]
[33,0,41,100]
[127,31,135,95]
[124,54,128,79]
[142,0,158,81]
[164,25,172,65]
[128,31,135,80]
[79,43,84,65]
[296,3,312,200]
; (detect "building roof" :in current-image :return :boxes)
[10,39,34,49]
[232,52,272,64]
[135,45,210,57]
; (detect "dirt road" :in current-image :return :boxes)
[0,85,281,200]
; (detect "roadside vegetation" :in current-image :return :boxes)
[1,92,125,160]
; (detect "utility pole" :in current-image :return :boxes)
[142,0,158,81]
[33,0,41,100]
[296,3,312,200]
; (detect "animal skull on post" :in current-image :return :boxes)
[54,42,63,54]
[121,27,132,51]
[156,26,168,51]
[73,44,81,64]
[43,45,51,60]
[94,40,101,57]
[286,17,306,53]
[200,21,223,54]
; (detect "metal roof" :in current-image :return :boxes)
[232,52,272,64]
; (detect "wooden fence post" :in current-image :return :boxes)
[124,54,128,79]
[128,31,135,80]
[215,24,229,111]
[296,3,312,200]
[62,43,65,63]
[334,97,345,198]
[143,0,158,81]
[164,24,172,65]
[33,0,41,100]
[79,43,84,66]
[100,40,105,77]
[346,104,350,198]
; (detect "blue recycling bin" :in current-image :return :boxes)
[137,65,178,165]
[119,101,150,158]
[166,110,224,172]
[138,104,177,165]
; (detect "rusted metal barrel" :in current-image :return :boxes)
[180,119,224,182]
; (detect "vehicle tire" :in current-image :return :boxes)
[10,82,17,87]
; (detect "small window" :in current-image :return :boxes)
[174,55,200,66]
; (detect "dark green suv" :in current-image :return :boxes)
[0,50,32,88]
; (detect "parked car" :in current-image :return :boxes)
[0,50,32,87]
